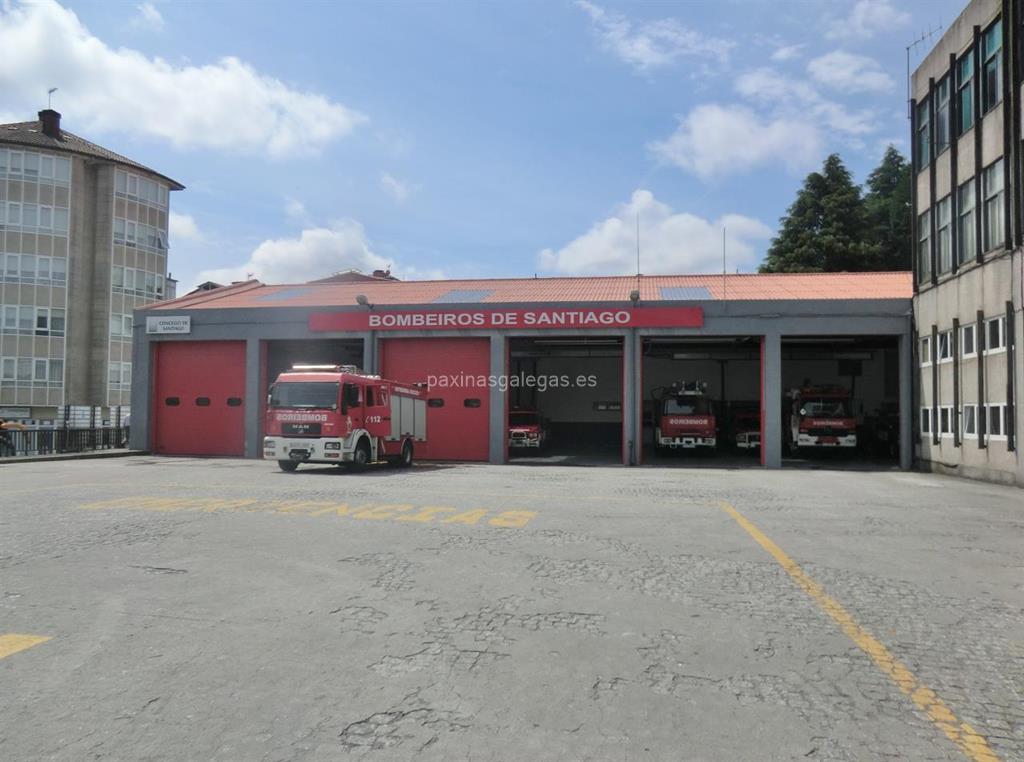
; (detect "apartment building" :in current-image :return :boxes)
[912,0,1023,485]
[0,110,183,425]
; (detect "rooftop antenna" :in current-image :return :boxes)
[905,24,943,119]
[635,211,641,292]
[47,87,58,109]
[722,227,727,300]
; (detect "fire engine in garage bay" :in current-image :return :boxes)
[263,365,426,472]
[787,385,857,453]
[652,380,717,452]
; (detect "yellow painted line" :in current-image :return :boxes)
[717,501,1000,762]
[0,633,51,660]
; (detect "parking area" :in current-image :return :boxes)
[1,457,1022,760]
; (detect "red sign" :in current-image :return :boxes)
[310,307,703,332]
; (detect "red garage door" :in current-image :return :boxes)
[154,341,246,456]
[380,338,490,461]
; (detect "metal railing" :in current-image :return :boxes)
[0,427,128,458]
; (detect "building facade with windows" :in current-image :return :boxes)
[0,110,183,425]
[912,0,1023,485]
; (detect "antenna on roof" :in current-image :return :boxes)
[722,227,727,301]
[47,87,58,109]
[905,24,943,120]
[635,211,641,295]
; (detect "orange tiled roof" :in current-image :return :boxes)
[150,272,913,311]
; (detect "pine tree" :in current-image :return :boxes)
[863,145,912,271]
[759,154,881,273]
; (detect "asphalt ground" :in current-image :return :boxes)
[1,457,1022,761]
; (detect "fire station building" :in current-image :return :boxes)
[129,272,914,469]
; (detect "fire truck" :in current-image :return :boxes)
[787,385,857,452]
[508,409,548,450]
[263,365,426,472]
[652,380,717,452]
[732,406,761,450]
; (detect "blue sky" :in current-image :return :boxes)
[0,0,963,290]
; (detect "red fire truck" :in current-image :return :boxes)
[733,407,761,450]
[787,385,857,452]
[508,409,548,450]
[263,365,426,472]
[652,380,717,452]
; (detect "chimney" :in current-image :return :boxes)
[38,109,61,139]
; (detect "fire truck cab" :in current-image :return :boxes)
[652,380,717,452]
[787,385,857,452]
[263,365,426,472]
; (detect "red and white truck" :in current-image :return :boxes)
[787,385,857,452]
[508,409,548,450]
[652,380,717,452]
[263,365,426,472]
[733,407,762,450]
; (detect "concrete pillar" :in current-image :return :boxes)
[622,330,639,465]
[488,333,507,464]
[244,337,262,458]
[899,331,913,471]
[129,331,151,451]
[362,331,377,374]
[762,332,782,469]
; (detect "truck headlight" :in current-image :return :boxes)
[263,438,274,449]
[325,441,341,450]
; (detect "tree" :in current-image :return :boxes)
[863,145,912,270]
[759,154,881,273]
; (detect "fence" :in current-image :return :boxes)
[0,427,128,458]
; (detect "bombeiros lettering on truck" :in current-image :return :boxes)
[787,385,857,452]
[262,364,426,472]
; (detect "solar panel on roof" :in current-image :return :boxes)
[433,289,494,303]
[659,286,713,300]
[257,287,315,301]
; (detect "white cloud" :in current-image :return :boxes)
[807,50,894,93]
[379,173,412,203]
[168,211,200,240]
[824,0,909,40]
[284,197,309,224]
[0,0,366,158]
[539,190,771,275]
[735,67,877,136]
[577,0,734,71]
[131,2,164,31]
[649,104,821,179]
[195,220,442,286]
[770,44,804,62]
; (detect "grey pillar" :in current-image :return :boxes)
[363,331,377,374]
[129,331,151,451]
[623,330,639,465]
[244,337,262,459]
[488,332,507,464]
[899,331,913,471]
[762,332,782,469]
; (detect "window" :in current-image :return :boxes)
[9,152,22,175]
[985,316,1006,352]
[957,181,975,265]
[17,358,31,381]
[982,19,1002,113]
[111,313,133,338]
[920,407,932,434]
[963,405,977,436]
[50,309,65,336]
[22,204,38,228]
[7,202,21,225]
[54,157,70,182]
[961,323,976,357]
[39,155,53,179]
[127,175,138,197]
[113,218,125,242]
[33,359,47,382]
[939,407,952,435]
[937,330,952,362]
[49,359,63,384]
[935,77,950,153]
[18,306,32,332]
[936,196,952,272]
[983,160,1004,251]
[986,404,1005,437]
[918,210,931,281]
[2,306,16,331]
[920,336,932,365]
[112,266,124,288]
[35,308,49,336]
[0,358,13,380]
[115,170,127,194]
[19,254,34,280]
[52,257,66,283]
[53,208,68,231]
[916,98,930,169]
[39,205,52,229]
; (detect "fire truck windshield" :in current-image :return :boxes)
[510,411,539,426]
[664,398,711,415]
[269,382,340,410]
[802,399,850,417]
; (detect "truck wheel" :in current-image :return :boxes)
[351,439,371,470]
[278,460,299,473]
[399,441,414,468]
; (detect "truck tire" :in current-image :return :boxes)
[351,439,371,470]
[278,460,299,473]
[399,441,414,468]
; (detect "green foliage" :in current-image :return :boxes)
[759,148,910,273]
